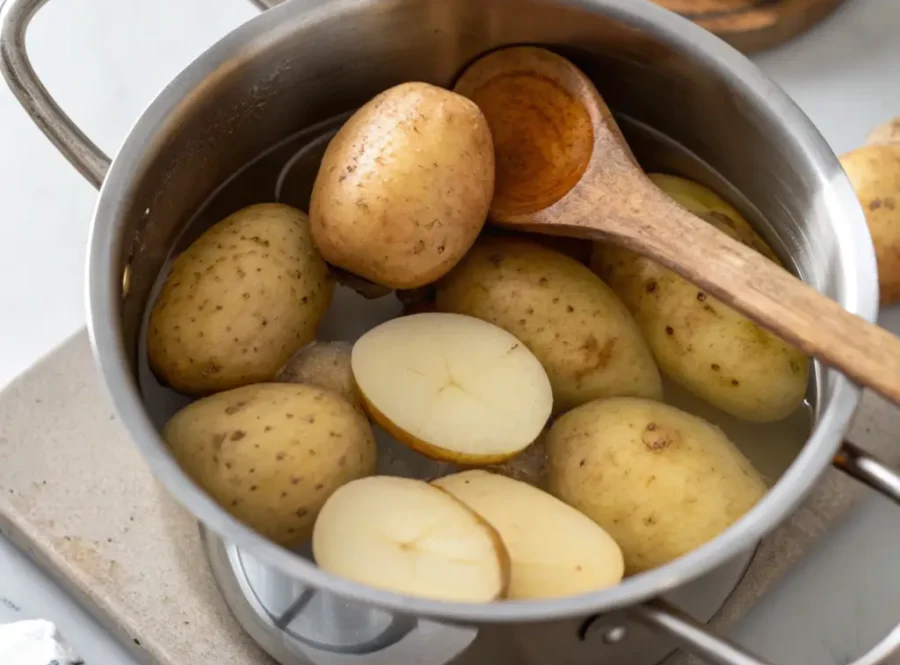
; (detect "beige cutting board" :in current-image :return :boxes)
[0,331,273,665]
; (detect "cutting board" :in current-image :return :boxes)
[654,0,850,53]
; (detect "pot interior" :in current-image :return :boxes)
[137,112,815,497]
[93,0,874,619]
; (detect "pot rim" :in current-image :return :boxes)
[86,0,878,623]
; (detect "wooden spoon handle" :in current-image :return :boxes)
[611,193,900,406]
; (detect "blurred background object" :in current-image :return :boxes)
[654,0,848,52]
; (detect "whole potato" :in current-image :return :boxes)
[591,174,809,423]
[649,173,782,261]
[840,145,900,305]
[435,236,662,413]
[484,434,549,490]
[164,383,377,547]
[148,204,334,394]
[865,117,900,147]
[546,397,767,574]
[310,82,494,289]
[276,341,362,412]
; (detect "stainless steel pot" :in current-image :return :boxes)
[3,0,900,663]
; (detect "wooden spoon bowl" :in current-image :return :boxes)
[453,46,900,406]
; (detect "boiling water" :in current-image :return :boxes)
[138,112,813,503]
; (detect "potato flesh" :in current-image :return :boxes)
[352,313,553,462]
[546,397,767,574]
[434,471,623,599]
[313,476,509,602]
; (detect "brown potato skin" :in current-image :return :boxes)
[435,236,662,413]
[310,82,494,289]
[147,204,333,394]
[276,341,363,413]
[591,174,809,423]
[546,397,767,575]
[865,117,900,147]
[163,383,377,547]
[840,145,900,305]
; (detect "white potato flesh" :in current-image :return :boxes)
[312,476,509,602]
[433,470,624,599]
[351,313,553,463]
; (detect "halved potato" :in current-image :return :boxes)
[351,313,553,464]
[433,470,624,599]
[312,476,510,601]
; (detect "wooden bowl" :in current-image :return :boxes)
[652,0,848,53]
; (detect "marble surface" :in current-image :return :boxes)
[0,0,898,664]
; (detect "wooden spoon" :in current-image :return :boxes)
[453,46,900,406]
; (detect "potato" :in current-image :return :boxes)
[310,82,494,289]
[840,145,900,305]
[396,285,437,316]
[546,397,767,575]
[434,470,624,599]
[276,341,362,412]
[435,236,662,413]
[591,174,809,422]
[484,435,549,489]
[866,117,900,147]
[645,174,781,262]
[163,383,376,547]
[313,476,510,602]
[351,313,552,464]
[148,203,334,394]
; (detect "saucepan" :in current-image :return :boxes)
[3,0,900,664]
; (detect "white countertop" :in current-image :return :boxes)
[0,0,899,664]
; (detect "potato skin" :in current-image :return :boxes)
[646,174,781,262]
[546,397,767,575]
[163,383,377,547]
[840,145,900,305]
[865,117,900,147]
[435,236,662,413]
[148,204,334,394]
[310,82,494,289]
[591,174,808,422]
[276,341,362,412]
[485,436,549,490]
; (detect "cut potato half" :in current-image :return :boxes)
[351,313,553,463]
[434,470,624,599]
[312,476,510,601]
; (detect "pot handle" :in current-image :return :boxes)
[0,0,276,189]
[0,0,110,188]
[629,440,900,665]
